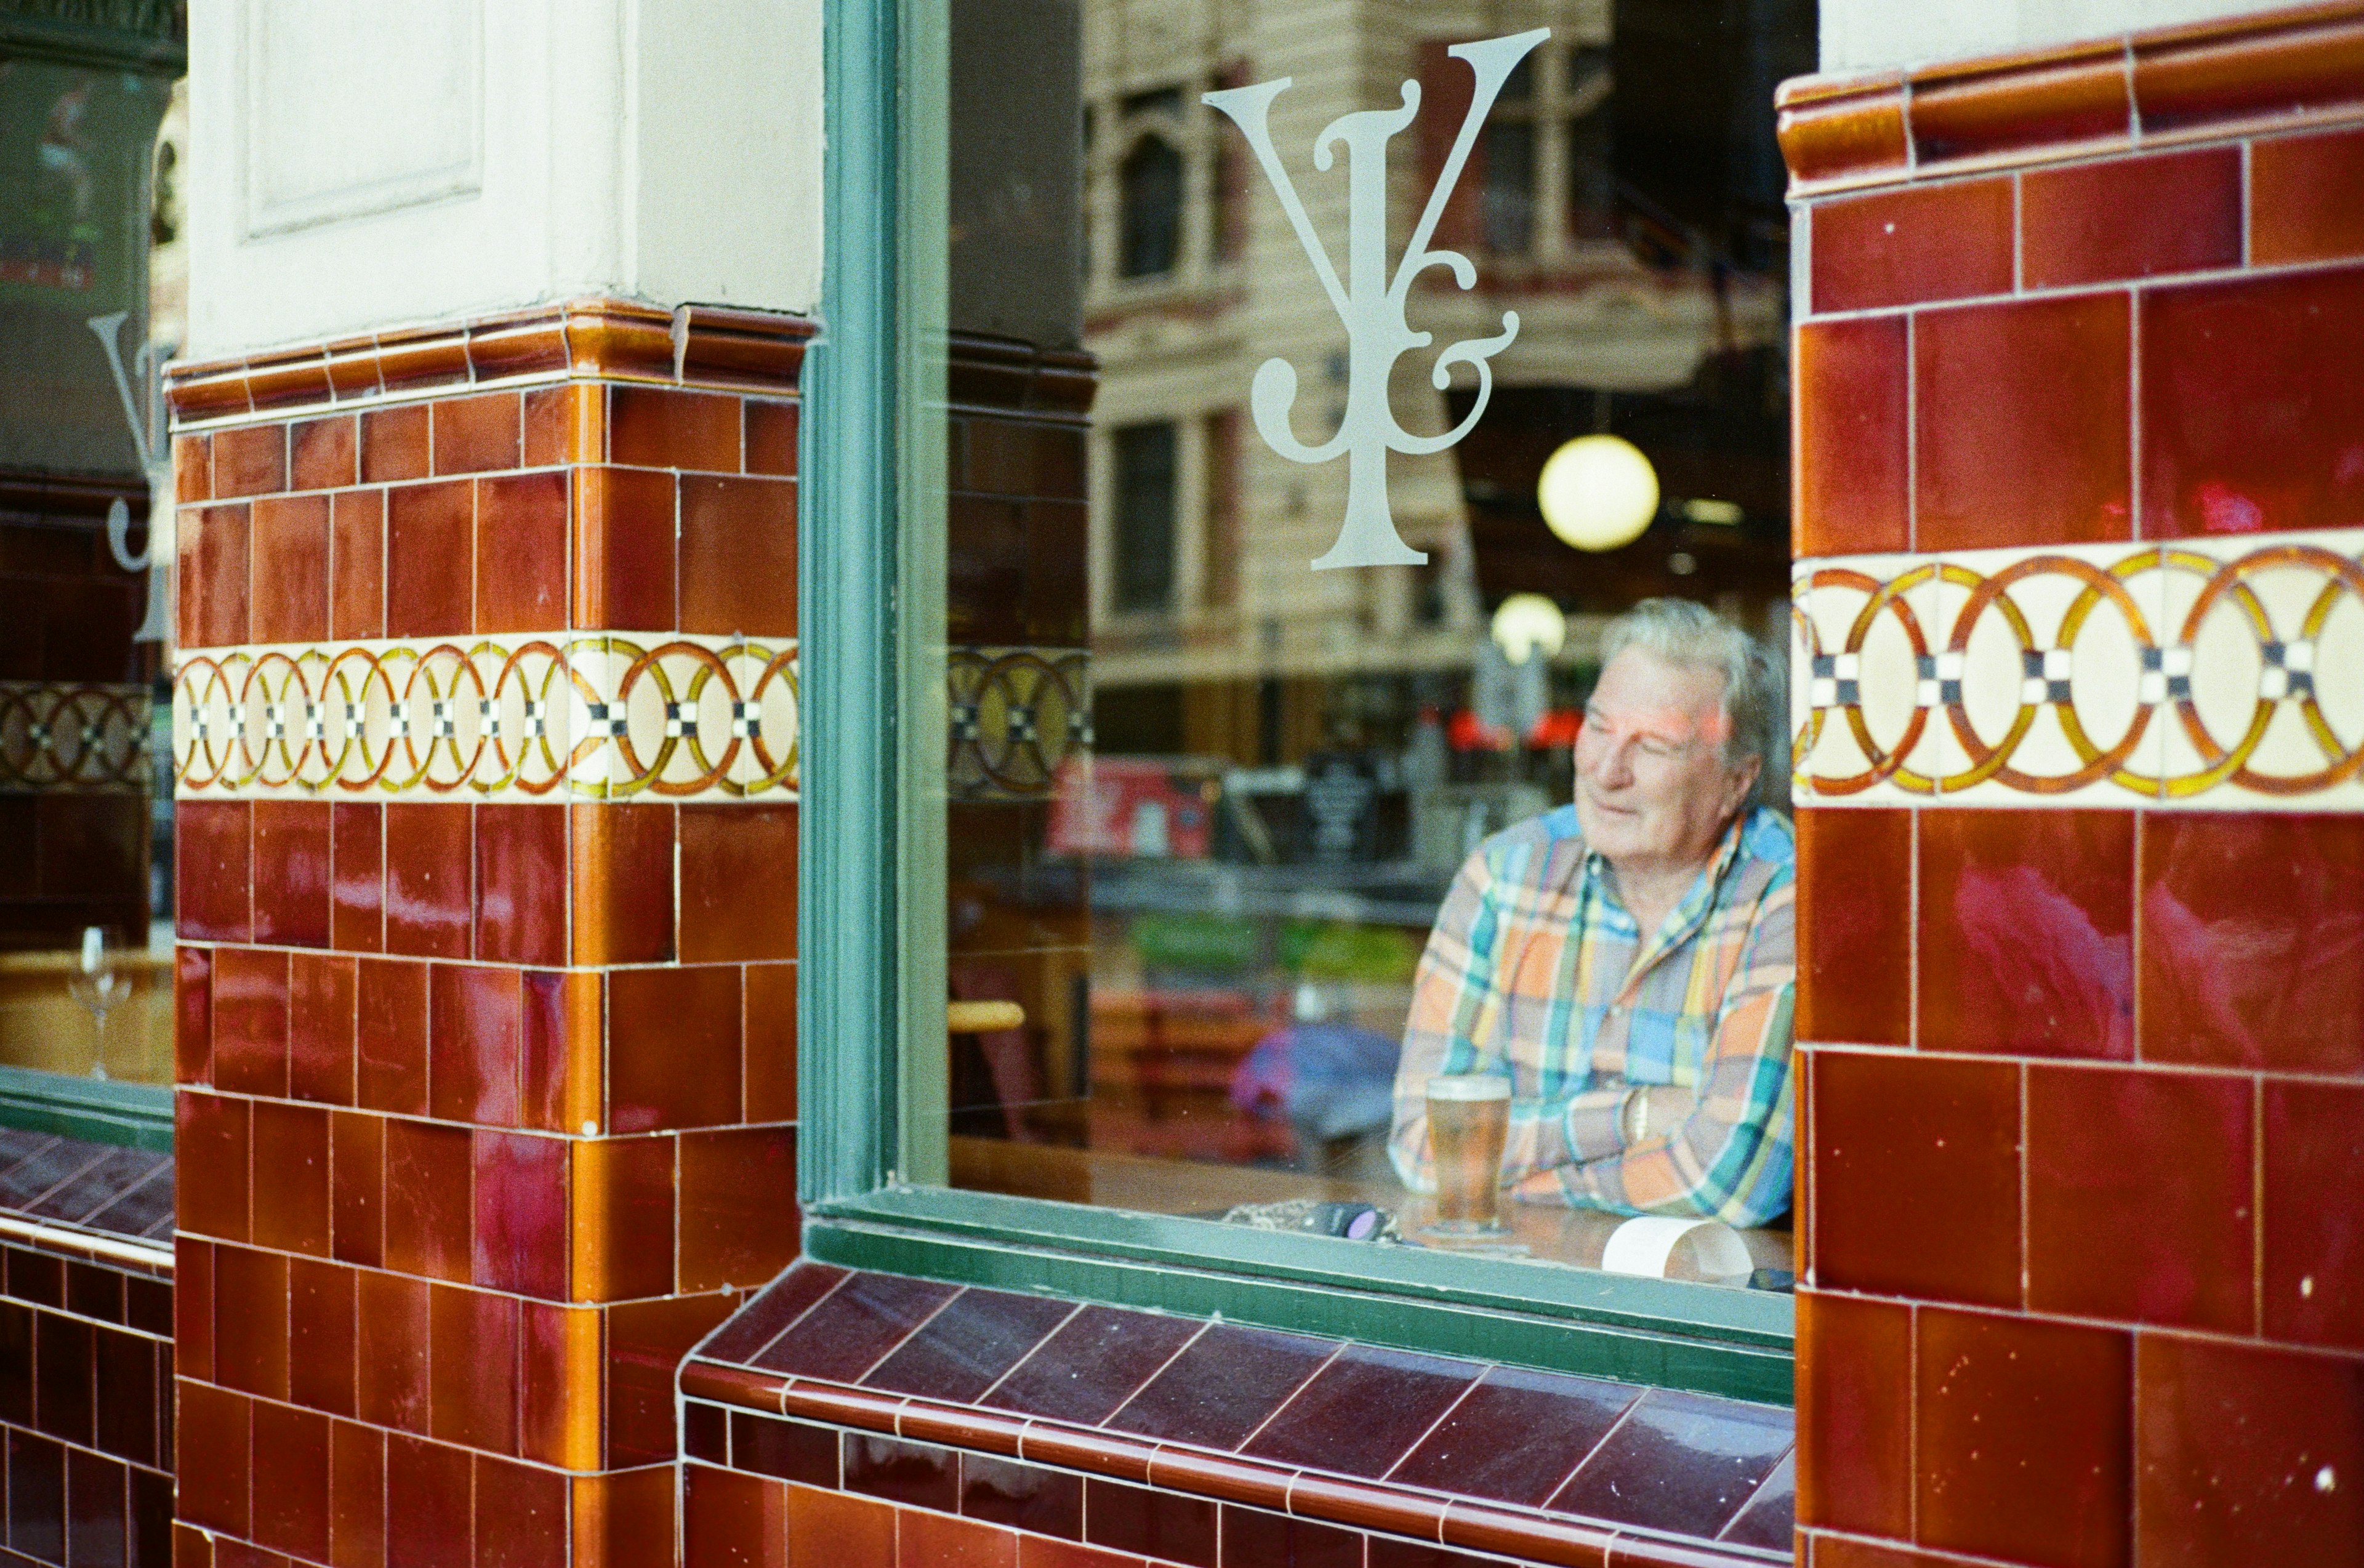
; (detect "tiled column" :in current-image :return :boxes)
[1782,11,2364,1568]
[165,302,808,1568]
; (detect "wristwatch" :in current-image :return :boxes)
[1620,1085,1649,1146]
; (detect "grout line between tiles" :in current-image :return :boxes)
[1796,245,2364,328]
[2251,1073,2265,1338]
[969,1299,1084,1409]
[2018,1059,2031,1311]
[1374,1371,1483,1488]
[1096,1317,1212,1433]
[1539,1391,1645,1513]
[1906,1300,1920,1543]
[1227,1339,1345,1455]
[738,1266,855,1369]
[2239,138,2254,269]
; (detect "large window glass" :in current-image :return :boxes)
[919,0,1809,1297]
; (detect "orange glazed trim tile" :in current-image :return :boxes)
[1779,0,2364,191]
[163,298,818,427]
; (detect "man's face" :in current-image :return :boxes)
[1573,647,1756,871]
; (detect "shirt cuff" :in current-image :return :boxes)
[1564,1089,1630,1164]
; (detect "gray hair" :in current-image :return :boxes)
[1598,598,1776,776]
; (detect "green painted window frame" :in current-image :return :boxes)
[795,0,1794,1406]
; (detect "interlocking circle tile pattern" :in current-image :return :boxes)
[0,683,154,794]
[172,635,800,802]
[947,646,1090,802]
[1793,529,2364,810]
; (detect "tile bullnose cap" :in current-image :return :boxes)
[781,1377,911,1431]
[1439,1500,1615,1568]
[1908,43,2133,170]
[1773,70,1908,193]
[680,1357,791,1411]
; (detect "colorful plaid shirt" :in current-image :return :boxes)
[1388,804,1796,1227]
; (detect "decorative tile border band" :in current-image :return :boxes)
[172,635,799,803]
[1792,528,2364,810]
[947,645,1090,802]
[0,683,153,794]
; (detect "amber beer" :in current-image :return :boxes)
[1426,1075,1511,1233]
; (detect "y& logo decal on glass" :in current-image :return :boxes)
[1205,29,1546,571]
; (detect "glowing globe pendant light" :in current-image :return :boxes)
[1537,433,1659,552]
[1489,592,1566,666]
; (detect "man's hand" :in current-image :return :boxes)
[1622,1084,1699,1146]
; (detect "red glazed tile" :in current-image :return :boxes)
[1907,48,2131,167]
[609,963,741,1132]
[329,1109,384,1269]
[903,1509,1018,1568]
[476,471,568,633]
[175,944,214,1085]
[251,493,332,644]
[289,1255,358,1418]
[1919,808,2135,1059]
[521,968,603,1136]
[2136,1332,2362,1565]
[432,392,522,476]
[177,1092,249,1242]
[1794,1290,1908,1537]
[175,1380,251,1537]
[355,956,430,1114]
[428,1282,520,1453]
[356,1271,430,1433]
[2142,265,2364,538]
[845,1432,959,1511]
[1015,1540,1140,1568]
[2141,813,2364,1074]
[254,798,333,949]
[1245,1343,1479,1479]
[361,404,431,484]
[1917,1306,2130,1568]
[2263,1080,2364,1350]
[2133,19,2364,137]
[473,803,568,966]
[1776,75,1908,188]
[1108,1323,1337,1451]
[608,1293,739,1465]
[385,802,472,959]
[177,1240,215,1381]
[787,1484,895,1566]
[1550,1388,1793,1540]
[2252,126,2364,265]
[384,1117,474,1282]
[1795,809,1911,1046]
[212,946,290,1096]
[475,1454,568,1568]
[862,1285,1071,1405]
[175,433,212,502]
[700,1261,848,1364]
[745,962,798,1122]
[331,801,385,952]
[330,489,387,641]
[1084,1479,1215,1568]
[1794,316,1908,558]
[213,423,289,498]
[570,1134,675,1302]
[1388,1364,1636,1508]
[177,800,252,941]
[473,1129,569,1298]
[1220,1505,1358,1568]
[9,1425,66,1556]
[251,1399,331,1562]
[983,1305,1201,1426]
[679,475,798,638]
[291,414,358,492]
[752,1271,959,1383]
[678,1127,800,1293]
[213,1243,291,1400]
[1810,178,2013,313]
[2021,148,2241,288]
[385,1433,472,1568]
[575,1466,678,1568]
[961,1453,1081,1540]
[746,400,799,477]
[331,1418,387,1568]
[573,466,678,632]
[611,386,740,472]
[520,1300,604,1469]
[251,1098,332,1257]
[1719,1448,1796,1552]
[1917,291,2133,550]
[570,802,675,965]
[385,481,475,637]
[2028,1064,2253,1332]
[289,952,358,1103]
[521,385,572,468]
[1812,1050,2020,1306]
[176,502,251,649]
[680,803,797,962]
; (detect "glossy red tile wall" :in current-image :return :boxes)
[168,304,810,1568]
[1788,11,2364,1568]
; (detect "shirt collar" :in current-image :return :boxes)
[1582,807,1756,952]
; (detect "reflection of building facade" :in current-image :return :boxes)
[1079,0,1790,718]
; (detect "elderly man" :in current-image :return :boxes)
[1389,598,1796,1228]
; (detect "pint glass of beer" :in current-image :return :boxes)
[1423,1075,1511,1236]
